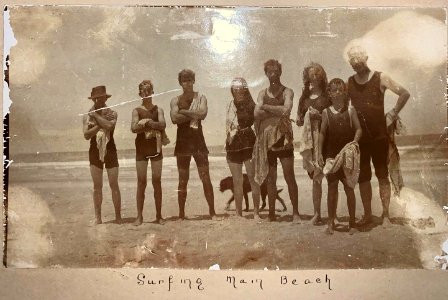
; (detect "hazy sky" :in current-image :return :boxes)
[7,6,447,154]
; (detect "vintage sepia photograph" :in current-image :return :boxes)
[4,5,448,271]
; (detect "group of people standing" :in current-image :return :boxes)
[83,45,410,234]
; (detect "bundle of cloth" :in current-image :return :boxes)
[87,106,116,162]
[386,112,406,196]
[253,114,293,185]
[297,109,324,181]
[188,93,203,129]
[145,130,170,153]
[322,141,361,189]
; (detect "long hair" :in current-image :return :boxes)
[300,62,328,99]
[230,77,254,106]
[297,63,328,118]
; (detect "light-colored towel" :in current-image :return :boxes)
[323,141,360,188]
[189,94,202,129]
[297,110,323,180]
[225,100,238,145]
[386,113,406,196]
[253,115,293,185]
[89,106,115,162]
[96,130,110,162]
[145,130,170,153]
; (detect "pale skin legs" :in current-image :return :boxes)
[197,165,218,219]
[177,158,217,220]
[326,180,357,235]
[359,179,392,227]
[177,167,189,220]
[266,156,301,223]
[310,176,323,225]
[379,178,392,226]
[133,159,164,226]
[227,160,261,221]
[90,165,122,224]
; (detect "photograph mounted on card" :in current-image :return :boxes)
[4,5,447,269]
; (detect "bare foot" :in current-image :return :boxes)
[133,216,143,226]
[357,215,373,227]
[211,215,222,221]
[224,205,230,211]
[292,214,302,224]
[112,218,122,224]
[310,214,321,225]
[260,216,277,223]
[382,216,392,227]
[261,215,276,222]
[282,206,287,212]
[325,226,334,235]
[95,217,102,225]
[348,227,358,235]
[253,214,262,223]
[229,214,246,222]
[155,218,166,225]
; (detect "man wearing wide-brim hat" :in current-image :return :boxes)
[83,85,122,224]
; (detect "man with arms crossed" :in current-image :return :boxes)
[170,69,218,220]
[254,59,301,223]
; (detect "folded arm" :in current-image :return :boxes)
[260,88,294,117]
[152,107,167,130]
[170,97,192,124]
[83,115,101,140]
[254,90,273,120]
[91,111,117,131]
[179,94,208,120]
[131,109,149,133]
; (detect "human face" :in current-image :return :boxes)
[328,82,346,107]
[93,95,107,108]
[232,87,246,103]
[265,65,281,82]
[308,68,320,89]
[348,52,368,73]
[179,76,194,92]
[139,83,153,99]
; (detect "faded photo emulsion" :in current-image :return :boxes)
[4,6,448,269]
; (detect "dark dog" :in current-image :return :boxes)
[219,174,287,212]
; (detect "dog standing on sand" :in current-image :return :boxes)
[219,174,287,212]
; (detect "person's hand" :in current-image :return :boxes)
[309,107,320,120]
[318,152,324,167]
[386,108,399,122]
[137,118,150,127]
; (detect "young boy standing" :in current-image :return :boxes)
[319,78,362,235]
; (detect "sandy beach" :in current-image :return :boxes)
[6,146,448,269]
